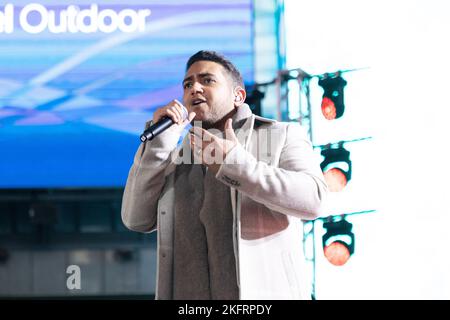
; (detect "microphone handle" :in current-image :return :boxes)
[140,116,174,142]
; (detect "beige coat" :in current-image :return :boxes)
[122,105,327,299]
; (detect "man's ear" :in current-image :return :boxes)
[233,86,246,107]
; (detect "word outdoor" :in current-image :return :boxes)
[0,3,151,34]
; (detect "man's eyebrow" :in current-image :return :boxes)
[182,73,216,84]
[182,75,193,85]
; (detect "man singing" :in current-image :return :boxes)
[121,50,327,300]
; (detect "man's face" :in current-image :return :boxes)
[182,60,235,128]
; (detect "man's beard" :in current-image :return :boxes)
[191,103,235,130]
[200,109,236,130]
[200,118,217,130]
[194,108,221,130]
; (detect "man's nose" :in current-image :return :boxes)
[190,82,203,95]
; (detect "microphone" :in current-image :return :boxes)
[140,105,188,142]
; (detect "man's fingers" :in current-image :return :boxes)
[153,99,188,123]
[173,99,184,110]
[186,112,197,123]
[167,107,179,124]
[173,99,188,122]
[165,109,178,123]
[224,118,237,141]
[227,118,233,130]
[164,99,187,125]
[189,134,203,161]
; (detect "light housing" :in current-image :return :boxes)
[322,217,355,266]
[318,74,347,120]
[320,145,352,192]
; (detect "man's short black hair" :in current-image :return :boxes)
[186,50,244,88]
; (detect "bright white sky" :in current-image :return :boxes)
[285,0,450,299]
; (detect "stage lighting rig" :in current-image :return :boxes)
[322,216,355,266]
[318,72,347,120]
[320,143,352,192]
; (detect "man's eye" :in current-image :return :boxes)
[204,78,215,84]
[183,83,192,89]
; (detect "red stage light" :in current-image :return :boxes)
[320,146,352,192]
[321,97,337,120]
[318,74,347,120]
[323,168,348,192]
[322,218,355,266]
[323,241,351,266]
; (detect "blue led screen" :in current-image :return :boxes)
[0,0,254,188]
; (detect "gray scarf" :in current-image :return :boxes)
[172,105,252,300]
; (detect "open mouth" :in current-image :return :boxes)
[192,99,206,107]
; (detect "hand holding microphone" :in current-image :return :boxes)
[140,99,196,142]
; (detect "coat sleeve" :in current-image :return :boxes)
[121,122,182,233]
[215,123,328,220]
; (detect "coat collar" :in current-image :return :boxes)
[233,104,277,149]
[232,103,276,130]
